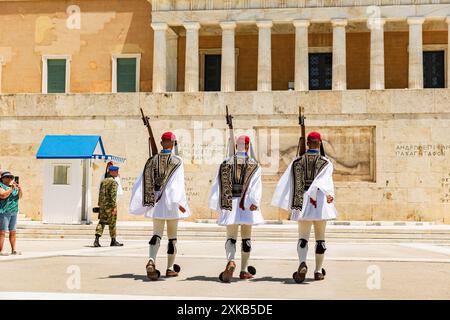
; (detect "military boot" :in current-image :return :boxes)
[93,235,101,248]
[110,238,123,247]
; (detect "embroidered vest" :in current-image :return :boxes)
[142,153,182,207]
[291,153,329,211]
[218,155,259,211]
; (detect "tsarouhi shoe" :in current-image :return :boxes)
[239,271,254,279]
[292,261,308,284]
[146,260,160,281]
[219,261,236,283]
[166,264,181,277]
[166,269,178,277]
[314,268,326,281]
[239,265,256,279]
[110,238,123,247]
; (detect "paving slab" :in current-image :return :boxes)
[0,239,449,299]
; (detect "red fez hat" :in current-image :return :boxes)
[237,135,250,145]
[307,131,321,141]
[161,131,176,141]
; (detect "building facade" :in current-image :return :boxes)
[0,0,449,223]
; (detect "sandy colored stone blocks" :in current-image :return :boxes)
[342,90,367,114]
[1,90,450,223]
[367,90,391,114]
[390,89,434,114]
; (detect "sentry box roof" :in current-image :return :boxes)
[36,135,126,163]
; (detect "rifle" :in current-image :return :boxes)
[140,108,158,157]
[296,106,306,157]
[226,105,233,130]
[225,105,235,157]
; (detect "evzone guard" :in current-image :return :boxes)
[209,107,264,282]
[129,109,190,281]
[271,107,337,283]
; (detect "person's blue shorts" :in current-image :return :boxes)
[0,213,17,232]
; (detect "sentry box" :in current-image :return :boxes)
[36,135,125,225]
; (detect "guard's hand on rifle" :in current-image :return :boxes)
[179,205,186,213]
[326,195,334,203]
[112,208,118,216]
[249,204,258,211]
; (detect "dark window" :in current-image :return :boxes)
[47,59,66,93]
[423,51,445,88]
[309,53,332,90]
[204,54,221,91]
[117,58,137,92]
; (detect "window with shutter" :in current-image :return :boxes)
[117,58,137,92]
[204,54,222,91]
[309,53,332,90]
[47,59,67,93]
[423,51,445,88]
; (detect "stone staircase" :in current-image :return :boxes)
[15,220,450,244]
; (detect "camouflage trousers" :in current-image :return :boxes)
[95,214,117,238]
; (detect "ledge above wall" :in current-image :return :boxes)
[1,89,450,118]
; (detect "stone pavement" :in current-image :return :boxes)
[0,236,449,300]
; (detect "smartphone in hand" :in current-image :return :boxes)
[14,176,19,185]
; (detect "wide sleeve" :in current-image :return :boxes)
[98,174,105,191]
[244,166,262,209]
[163,161,189,211]
[271,162,293,211]
[129,172,147,215]
[208,167,221,211]
[116,177,124,196]
[306,161,335,201]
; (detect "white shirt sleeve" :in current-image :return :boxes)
[244,166,262,210]
[115,176,124,197]
[163,162,189,212]
[271,162,294,211]
[129,172,147,215]
[208,168,221,211]
[306,161,335,201]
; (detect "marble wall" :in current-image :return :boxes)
[0,90,449,223]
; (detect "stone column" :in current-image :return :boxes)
[151,22,168,93]
[220,21,237,92]
[331,19,347,91]
[166,28,178,92]
[407,17,425,89]
[257,20,273,91]
[293,20,310,91]
[184,22,201,92]
[369,18,385,90]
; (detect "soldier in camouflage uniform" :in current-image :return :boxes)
[94,166,123,247]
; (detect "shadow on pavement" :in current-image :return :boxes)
[102,273,166,282]
[249,276,313,285]
[101,274,314,285]
[183,275,237,283]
